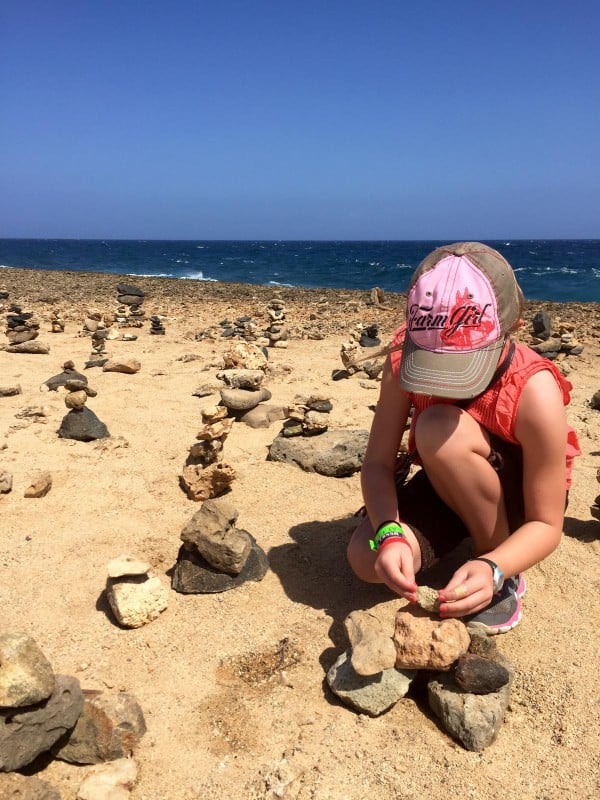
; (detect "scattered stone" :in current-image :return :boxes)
[0,471,13,493]
[0,633,55,708]
[102,358,141,374]
[239,404,289,429]
[172,537,269,594]
[454,653,510,694]
[76,756,138,800]
[217,369,265,390]
[4,341,50,354]
[24,472,53,498]
[0,385,22,397]
[268,429,369,477]
[180,461,236,502]
[394,607,470,670]
[590,390,600,411]
[416,585,440,613]
[54,691,146,765]
[222,341,268,371]
[0,773,62,799]
[192,383,222,398]
[326,650,415,717]
[532,311,552,339]
[106,575,168,629]
[220,386,271,412]
[428,670,511,752]
[180,498,251,575]
[344,611,397,676]
[359,324,381,347]
[0,675,84,772]
[107,556,151,579]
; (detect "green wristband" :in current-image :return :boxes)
[369,522,405,551]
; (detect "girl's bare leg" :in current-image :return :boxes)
[414,404,509,555]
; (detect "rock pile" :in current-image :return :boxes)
[264,299,289,348]
[5,305,40,344]
[171,497,268,593]
[44,360,88,391]
[526,311,584,369]
[326,595,515,751]
[180,403,236,501]
[149,314,166,335]
[0,633,145,796]
[50,310,65,332]
[281,394,332,437]
[218,315,259,340]
[115,282,145,328]
[106,555,169,629]
[58,378,110,442]
[339,323,385,380]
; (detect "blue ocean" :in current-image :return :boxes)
[0,239,598,303]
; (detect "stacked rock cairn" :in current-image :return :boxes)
[5,305,40,344]
[282,395,332,437]
[0,633,146,794]
[115,283,145,328]
[181,342,274,499]
[180,402,236,501]
[263,299,289,348]
[172,496,268,594]
[149,314,166,335]
[57,377,110,442]
[526,310,584,374]
[327,588,514,752]
[339,322,384,379]
[50,310,65,332]
[105,555,169,629]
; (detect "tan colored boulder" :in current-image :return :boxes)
[394,607,470,670]
[344,611,397,676]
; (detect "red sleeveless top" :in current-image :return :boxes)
[389,326,581,488]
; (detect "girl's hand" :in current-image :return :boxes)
[374,541,417,602]
[438,560,496,618]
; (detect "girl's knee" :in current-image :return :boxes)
[415,405,489,462]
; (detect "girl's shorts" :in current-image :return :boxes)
[396,435,525,571]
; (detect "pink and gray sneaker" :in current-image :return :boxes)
[466,574,527,635]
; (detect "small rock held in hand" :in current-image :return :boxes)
[416,585,440,613]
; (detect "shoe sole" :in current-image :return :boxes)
[466,575,527,635]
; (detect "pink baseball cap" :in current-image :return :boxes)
[399,242,524,399]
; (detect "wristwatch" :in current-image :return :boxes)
[470,557,504,593]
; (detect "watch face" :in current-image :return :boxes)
[492,567,504,593]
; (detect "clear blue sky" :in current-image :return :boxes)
[1,0,598,240]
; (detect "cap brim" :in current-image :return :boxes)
[398,332,505,399]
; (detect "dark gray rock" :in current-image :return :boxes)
[268,429,369,477]
[532,311,552,339]
[58,408,110,441]
[0,385,22,397]
[53,690,146,765]
[454,653,510,694]
[116,283,144,298]
[590,390,600,411]
[428,670,511,752]
[326,650,414,717]
[45,370,87,391]
[171,537,268,594]
[0,675,84,772]
[117,294,144,306]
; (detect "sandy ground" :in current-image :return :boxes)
[1,268,599,800]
